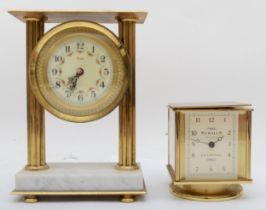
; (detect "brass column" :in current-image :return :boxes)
[25,18,47,170]
[117,18,138,170]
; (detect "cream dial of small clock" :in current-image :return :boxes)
[185,111,238,180]
[47,36,113,105]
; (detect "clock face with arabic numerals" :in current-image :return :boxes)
[29,21,129,122]
[185,111,239,180]
[47,36,113,105]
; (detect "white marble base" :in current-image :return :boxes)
[15,162,144,192]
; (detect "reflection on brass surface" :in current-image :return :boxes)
[25,18,48,171]
[24,195,39,203]
[117,18,138,170]
[12,188,146,196]
[170,183,242,201]
[120,195,135,202]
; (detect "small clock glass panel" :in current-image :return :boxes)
[184,111,239,180]
[47,35,113,105]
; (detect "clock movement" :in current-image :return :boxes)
[167,103,253,201]
[9,10,147,203]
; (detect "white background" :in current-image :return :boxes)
[0,0,265,209]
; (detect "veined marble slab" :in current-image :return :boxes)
[15,162,144,192]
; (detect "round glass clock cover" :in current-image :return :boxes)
[29,21,129,122]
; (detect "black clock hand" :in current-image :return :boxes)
[67,77,78,92]
[208,136,224,148]
[67,68,84,92]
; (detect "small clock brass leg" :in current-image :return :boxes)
[24,195,38,203]
[120,195,135,203]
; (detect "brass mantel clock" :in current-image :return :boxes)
[167,103,253,201]
[9,10,147,203]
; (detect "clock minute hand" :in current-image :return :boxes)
[191,138,208,145]
[213,136,224,144]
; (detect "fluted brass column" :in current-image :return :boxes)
[25,17,48,170]
[117,18,138,170]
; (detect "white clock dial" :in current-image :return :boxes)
[47,36,113,105]
[185,111,238,180]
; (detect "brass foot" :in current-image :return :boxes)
[24,195,38,203]
[121,195,135,203]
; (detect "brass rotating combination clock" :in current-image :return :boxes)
[29,21,129,122]
[9,11,147,203]
[168,103,253,201]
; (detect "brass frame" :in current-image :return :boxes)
[117,18,138,170]
[25,17,48,171]
[167,104,253,201]
[9,10,147,202]
[12,182,147,203]
[29,20,129,122]
[12,189,146,196]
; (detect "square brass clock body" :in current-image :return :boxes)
[167,103,253,201]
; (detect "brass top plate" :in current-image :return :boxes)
[8,10,147,23]
[168,102,253,110]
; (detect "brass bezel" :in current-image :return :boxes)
[168,106,252,184]
[29,20,130,122]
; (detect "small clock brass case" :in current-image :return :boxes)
[167,102,253,201]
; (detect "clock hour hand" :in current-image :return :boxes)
[67,67,84,92]
[208,136,224,148]
[67,77,78,91]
